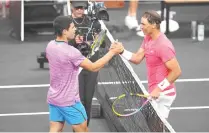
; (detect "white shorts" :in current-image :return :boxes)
[153,88,176,119]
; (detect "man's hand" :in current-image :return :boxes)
[109,41,124,55]
[109,41,124,50]
[75,35,84,44]
[150,87,161,99]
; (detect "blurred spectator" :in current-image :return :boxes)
[0,0,10,18]
[9,1,21,40]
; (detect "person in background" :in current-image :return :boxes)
[125,1,179,37]
[69,0,102,127]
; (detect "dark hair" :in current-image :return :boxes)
[53,16,73,37]
[142,10,161,29]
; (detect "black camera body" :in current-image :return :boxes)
[75,2,109,42]
[73,2,109,57]
[87,2,109,22]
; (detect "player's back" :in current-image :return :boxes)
[45,40,84,107]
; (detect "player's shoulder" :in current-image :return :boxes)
[66,43,83,56]
[47,40,55,45]
[155,34,175,53]
[62,44,79,56]
[46,40,56,50]
[46,40,75,52]
[159,33,173,46]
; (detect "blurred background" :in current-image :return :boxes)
[0,0,68,42]
[1,0,209,42]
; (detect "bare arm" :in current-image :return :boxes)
[155,57,181,93]
[120,48,145,64]
[150,58,182,98]
[129,48,145,64]
[79,42,124,72]
[165,57,182,84]
[79,51,115,72]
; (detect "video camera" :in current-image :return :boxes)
[75,1,109,42]
[87,2,109,22]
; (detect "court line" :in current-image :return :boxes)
[171,106,209,110]
[0,84,49,89]
[0,112,49,117]
[0,78,209,89]
[0,106,209,117]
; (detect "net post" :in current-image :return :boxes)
[67,0,71,15]
[21,0,24,41]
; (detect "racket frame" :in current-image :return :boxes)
[87,29,107,58]
[112,93,150,117]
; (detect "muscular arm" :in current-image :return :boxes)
[156,45,182,92]
[120,37,146,64]
[79,40,124,72]
[129,48,145,64]
[79,51,115,72]
[120,47,145,64]
[165,57,182,84]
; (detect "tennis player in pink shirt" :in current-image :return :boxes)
[46,15,123,132]
[119,10,181,119]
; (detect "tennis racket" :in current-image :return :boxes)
[86,29,107,58]
[78,29,107,73]
[112,92,152,117]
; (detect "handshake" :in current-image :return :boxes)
[75,35,125,56]
[109,41,124,55]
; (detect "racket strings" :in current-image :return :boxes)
[114,95,146,115]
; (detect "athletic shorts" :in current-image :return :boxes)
[48,102,87,125]
[154,88,176,119]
